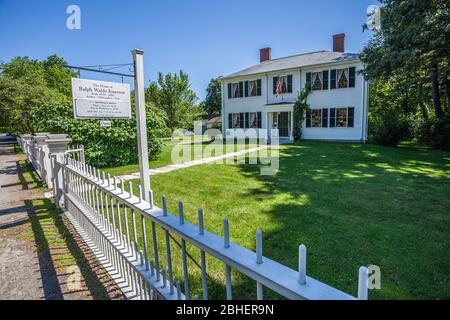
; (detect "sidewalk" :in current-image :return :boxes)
[117,144,269,181]
[0,142,123,300]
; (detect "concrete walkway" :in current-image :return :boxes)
[0,142,123,300]
[117,144,269,181]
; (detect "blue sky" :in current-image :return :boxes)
[0,0,378,100]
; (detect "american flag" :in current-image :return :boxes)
[276,77,281,97]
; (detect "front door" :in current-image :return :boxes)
[271,112,290,137]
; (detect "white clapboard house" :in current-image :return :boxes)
[219,34,369,143]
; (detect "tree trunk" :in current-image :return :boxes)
[430,64,444,118]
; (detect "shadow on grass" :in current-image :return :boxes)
[232,141,450,299]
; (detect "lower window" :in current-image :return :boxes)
[311,109,322,127]
[336,108,348,127]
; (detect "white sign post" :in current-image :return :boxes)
[72,78,131,119]
[131,49,151,203]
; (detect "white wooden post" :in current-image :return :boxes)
[131,49,151,202]
[45,136,72,208]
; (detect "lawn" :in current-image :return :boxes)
[104,137,259,176]
[124,141,449,300]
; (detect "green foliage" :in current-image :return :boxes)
[201,78,222,115]
[293,86,311,141]
[0,56,74,133]
[30,101,167,167]
[361,0,450,148]
[145,71,202,131]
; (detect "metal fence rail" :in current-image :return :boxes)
[18,133,369,300]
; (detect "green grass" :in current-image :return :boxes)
[104,138,260,176]
[122,141,449,300]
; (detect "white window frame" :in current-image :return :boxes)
[311,72,323,91]
[311,109,323,128]
[337,68,350,89]
[335,107,349,128]
[230,82,242,99]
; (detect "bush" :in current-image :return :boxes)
[369,113,409,147]
[30,101,168,167]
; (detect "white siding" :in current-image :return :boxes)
[221,61,368,142]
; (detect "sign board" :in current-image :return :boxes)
[71,78,131,119]
[100,120,112,127]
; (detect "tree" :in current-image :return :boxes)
[145,71,201,131]
[0,56,74,133]
[360,0,450,118]
[360,0,450,149]
[201,78,222,115]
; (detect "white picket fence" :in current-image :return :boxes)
[17,133,369,300]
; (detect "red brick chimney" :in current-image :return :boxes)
[333,34,345,53]
[260,47,272,63]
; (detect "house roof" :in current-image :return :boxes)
[220,51,359,80]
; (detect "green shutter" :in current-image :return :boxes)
[273,77,278,95]
[245,113,249,128]
[306,73,312,89]
[329,108,336,127]
[322,108,328,127]
[257,112,262,128]
[228,83,232,98]
[348,107,355,127]
[287,75,293,93]
[239,113,244,128]
[306,110,311,128]
[257,79,262,96]
[228,113,232,128]
[349,67,356,88]
[322,70,329,90]
[239,82,244,97]
[330,70,337,89]
[244,81,249,97]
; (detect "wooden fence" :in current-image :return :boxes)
[17,133,369,300]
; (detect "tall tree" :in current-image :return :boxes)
[145,71,201,131]
[201,78,222,115]
[360,0,450,119]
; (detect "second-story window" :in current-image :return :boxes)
[228,82,244,99]
[312,72,323,91]
[245,79,262,97]
[273,75,293,95]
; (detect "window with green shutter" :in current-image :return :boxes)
[273,77,279,95]
[323,70,329,90]
[348,107,355,127]
[306,110,311,128]
[306,73,312,89]
[322,108,328,127]
[329,108,336,127]
[330,70,337,90]
[349,67,356,88]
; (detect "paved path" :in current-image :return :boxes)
[0,142,123,300]
[117,144,269,181]
[0,143,45,299]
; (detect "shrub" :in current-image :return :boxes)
[369,113,409,147]
[418,115,450,151]
[30,101,168,167]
